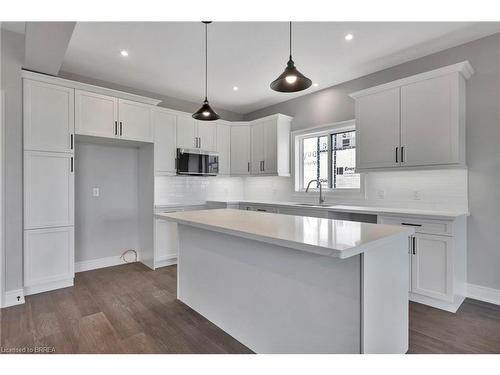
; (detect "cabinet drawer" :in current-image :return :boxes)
[379,215,453,236]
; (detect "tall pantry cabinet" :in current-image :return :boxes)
[23,79,75,295]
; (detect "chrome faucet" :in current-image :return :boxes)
[305,179,325,205]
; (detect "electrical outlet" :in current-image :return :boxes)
[412,190,421,200]
[92,187,100,197]
[376,190,385,199]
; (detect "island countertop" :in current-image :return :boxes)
[157,208,414,259]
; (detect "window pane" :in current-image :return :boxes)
[302,135,329,189]
[331,131,360,189]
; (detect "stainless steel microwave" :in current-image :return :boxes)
[176,148,219,176]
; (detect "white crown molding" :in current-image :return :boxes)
[349,61,474,99]
[21,70,162,106]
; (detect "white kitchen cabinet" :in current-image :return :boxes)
[24,226,74,294]
[400,74,465,167]
[75,90,117,138]
[153,108,177,175]
[24,151,74,229]
[197,121,217,151]
[154,218,179,268]
[250,122,264,174]
[216,123,231,175]
[350,61,472,171]
[411,233,453,302]
[176,115,198,149]
[379,214,466,312]
[230,125,251,175]
[249,114,292,176]
[355,88,401,169]
[23,80,75,153]
[118,99,153,142]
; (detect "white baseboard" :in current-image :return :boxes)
[154,255,177,268]
[467,283,500,306]
[75,254,140,273]
[3,289,25,308]
[24,278,73,296]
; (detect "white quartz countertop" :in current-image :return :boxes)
[206,200,468,219]
[156,209,414,259]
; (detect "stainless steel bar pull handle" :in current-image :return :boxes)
[115,121,118,135]
[70,134,73,150]
[119,122,123,136]
[412,236,416,255]
[247,162,250,172]
[395,147,398,163]
[401,146,405,163]
[70,157,74,173]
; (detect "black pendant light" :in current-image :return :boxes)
[270,22,312,93]
[193,21,220,121]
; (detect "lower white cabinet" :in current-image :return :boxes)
[411,233,453,302]
[24,226,75,295]
[379,214,466,312]
[154,218,179,268]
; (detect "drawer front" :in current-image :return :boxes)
[379,215,453,236]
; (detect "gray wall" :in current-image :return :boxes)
[245,33,500,291]
[1,30,24,291]
[75,142,140,263]
[58,71,245,122]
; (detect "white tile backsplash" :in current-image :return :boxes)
[155,169,468,212]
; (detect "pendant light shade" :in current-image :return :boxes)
[193,21,220,121]
[270,22,312,93]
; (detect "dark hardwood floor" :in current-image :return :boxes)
[1,263,499,354]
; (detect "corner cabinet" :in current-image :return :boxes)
[230,124,251,175]
[350,61,473,171]
[216,122,231,175]
[248,114,292,176]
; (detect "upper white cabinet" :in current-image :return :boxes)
[197,121,217,151]
[75,90,118,138]
[75,91,153,142]
[350,61,473,171]
[355,88,401,169]
[230,125,251,175]
[118,99,153,142]
[176,116,217,151]
[153,108,177,175]
[24,80,75,153]
[249,114,292,176]
[216,123,231,175]
[400,75,464,167]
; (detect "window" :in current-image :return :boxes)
[299,128,360,191]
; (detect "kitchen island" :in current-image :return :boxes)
[156,209,414,354]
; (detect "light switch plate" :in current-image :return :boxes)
[92,187,100,197]
[376,190,385,199]
[412,190,421,200]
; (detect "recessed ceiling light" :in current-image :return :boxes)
[345,33,354,41]
[313,83,319,87]
[120,50,129,57]
[233,86,239,91]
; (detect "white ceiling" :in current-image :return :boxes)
[59,22,500,114]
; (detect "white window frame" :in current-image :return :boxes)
[292,119,364,198]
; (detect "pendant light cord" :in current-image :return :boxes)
[289,21,292,59]
[205,22,208,101]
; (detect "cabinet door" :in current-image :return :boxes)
[24,151,74,229]
[216,123,231,175]
[24,226,74,288]
[154,218,179,266]
[401,75,459,166]
[263,119,278,174]
[250,122,264,174]
[197,121,217,151]
[411,233,453,302]
[177,115,197,149]
[355,88,401,169]
[153,109,177,174]
[118,99,153,142]
[75,90,117,138]
[24,80,75,153]
[230,126,251,175]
